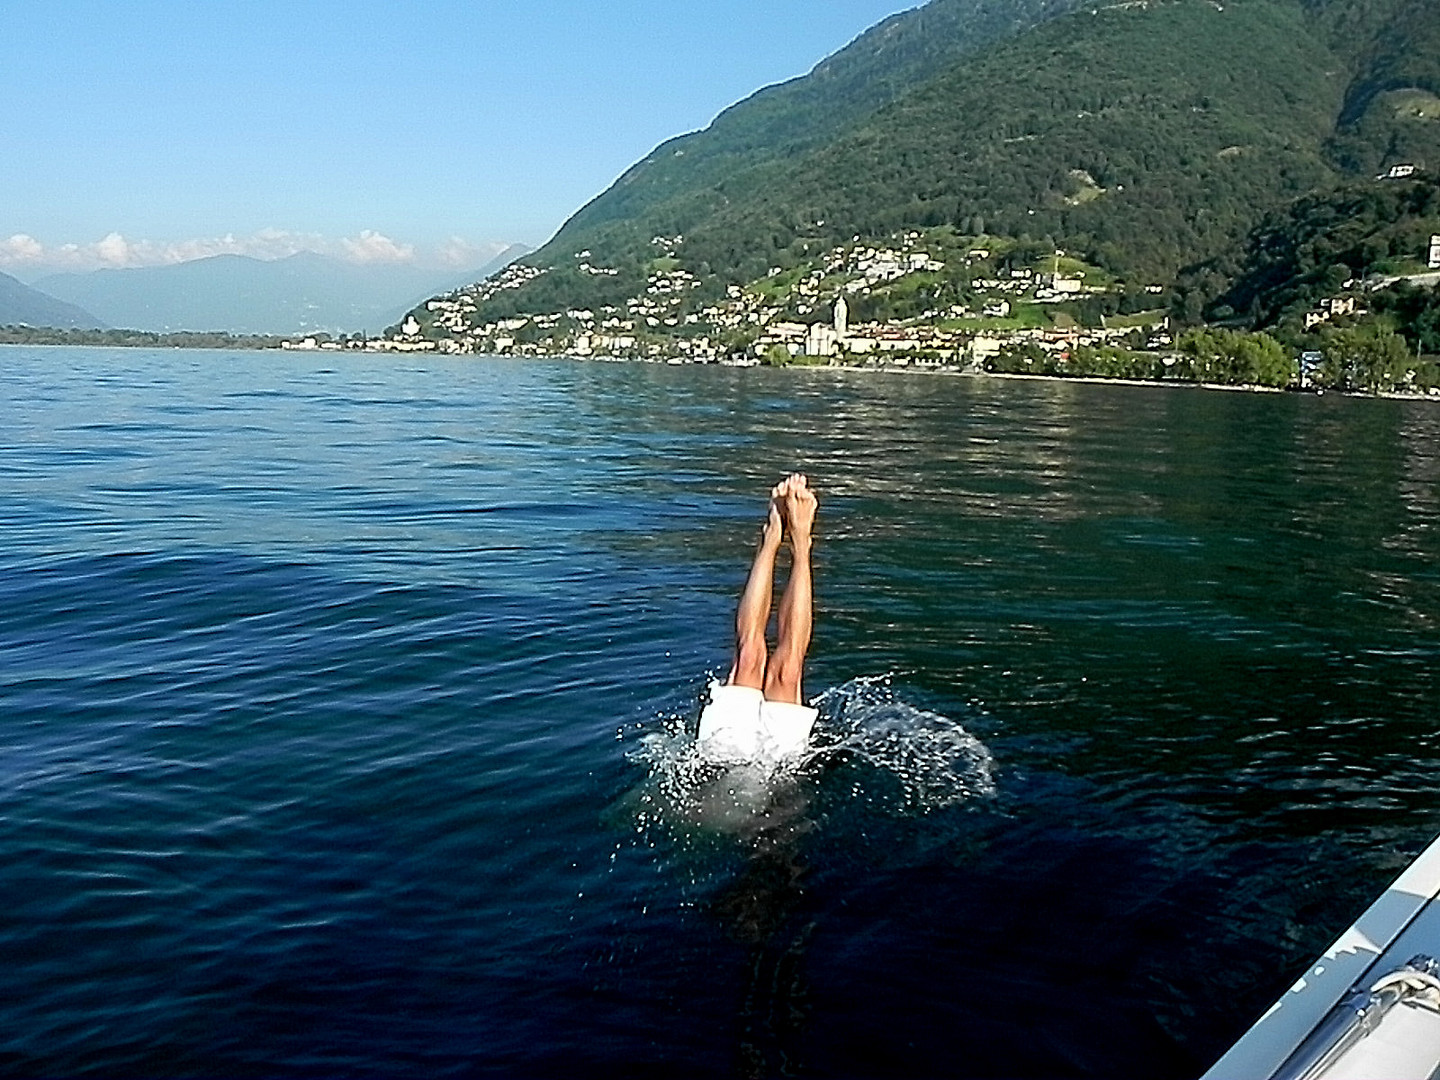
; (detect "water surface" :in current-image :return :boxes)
[2,346,1438,1077]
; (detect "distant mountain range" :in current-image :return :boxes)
[439,0,1440,324]
[0,271,105,329]
[29,245,529,335]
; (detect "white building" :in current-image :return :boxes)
[834,297,849,339]
[969,336,1004,363]
[805,322,839,357]
[1430,235,1440,270]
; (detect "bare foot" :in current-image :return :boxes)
[761,479,785,550]
[780,473,816,545]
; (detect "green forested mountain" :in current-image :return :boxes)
[1185,175,1440,363]
[1319,0,1440,176]
[559,0,1086,240]
[472,0,1089,317]
[444,0,1440,325]
[688,0,1341,282]
[1211,177,1440,321]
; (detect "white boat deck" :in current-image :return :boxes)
[1205,831,1440,1080]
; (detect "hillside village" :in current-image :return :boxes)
[346,228,1177,369]
[274,215,1440,395]
[275,175,1440,396]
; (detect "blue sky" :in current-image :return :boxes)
[3,0,916,276]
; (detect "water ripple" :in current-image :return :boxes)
[1,347,1438,1076]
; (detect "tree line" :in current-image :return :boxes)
[988,326,1439,393]
[0,326,283,350]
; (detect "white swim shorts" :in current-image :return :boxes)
[696,681,818,762]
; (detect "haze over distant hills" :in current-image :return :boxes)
[0,271,105,330]
[33,245,529,335]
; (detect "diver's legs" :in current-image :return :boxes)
[728,479,787,691]
[764,475,816,706]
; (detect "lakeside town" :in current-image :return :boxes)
[291,229,1173,369]
[279,222,1440,395]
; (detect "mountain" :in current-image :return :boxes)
[1210,176,1440,320]
[1195,174,1440,352]
[0,271,105,329]
[558,0,1088,245]
[442,0,1440,325]
[34,246,528,335]
[383,244,531,327]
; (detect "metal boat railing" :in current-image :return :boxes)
[1270,955,1440,1080]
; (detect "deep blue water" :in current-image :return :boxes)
[2,345,1439,1077]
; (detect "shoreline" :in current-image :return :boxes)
[768,357,1440,401]
[4,340,1438,403]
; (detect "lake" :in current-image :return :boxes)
[2,345,1438,1077]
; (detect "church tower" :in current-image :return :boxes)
[833,296,849,340]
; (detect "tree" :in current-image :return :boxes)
[1174,328,1295,386]
[764,344,793,366]
[1317,325,1415,392]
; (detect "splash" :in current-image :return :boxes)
[624,713,807,839]
[620,674,995,842]
[807,675,997,812]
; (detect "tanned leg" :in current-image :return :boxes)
[728,479,787,691]
[764,474,816,706]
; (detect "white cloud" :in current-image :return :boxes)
[0,228,512,275]
[1,234,44,263]
[339,229,416,265]
[436,236,511,269]
[94,232,134,266]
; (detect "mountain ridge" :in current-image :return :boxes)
[36,245,528,335]
[0,271,105,330]
[553,0,1087,257]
